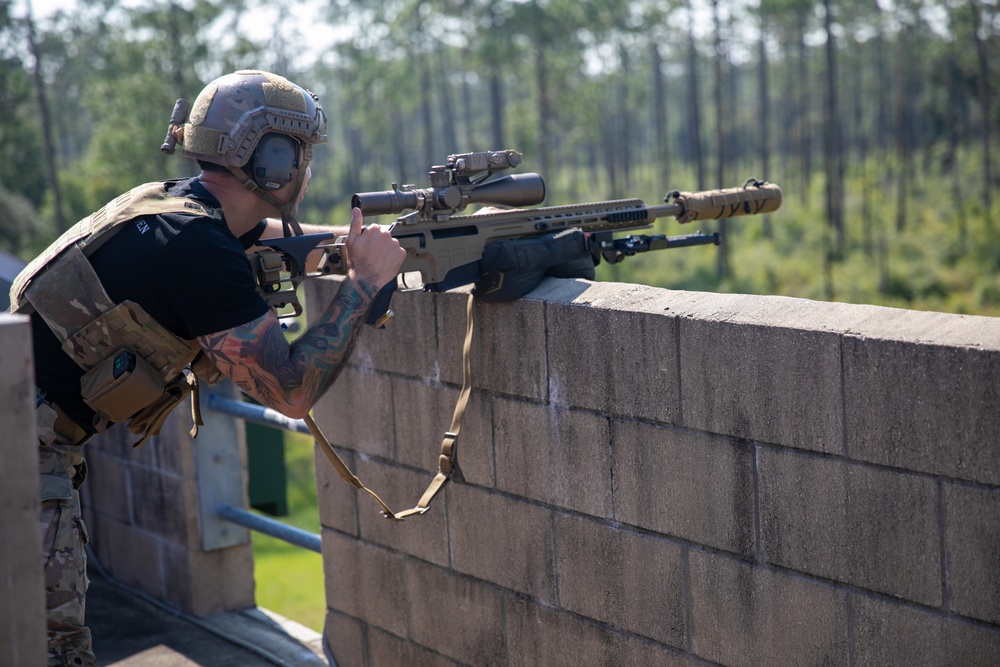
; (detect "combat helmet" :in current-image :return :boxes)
[162,69,328,234]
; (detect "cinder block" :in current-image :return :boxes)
[689,550,848,666]
[546,301,681,424]
[312,366,395,459]
[405,559,506,665]
[367,626,457,667]
[624,637,704,666]
[80,448,132,524]
[758,449,941,605]
[680,319,844,453]
[314,445,359,536]
[844,337,1000,484]
[322,529,409,637]
[944,483,1000,624]
[555,514,686,646]
[128,465,199,544]
[439,291,549,400]
[158,540,254,616]
[391,379,494,488]
[355,286,441,378]
[504,597,622,667]
[151,412,196,477]
[129,466,194,545]
[88,512,163,597]
[304,274,440,378]
[448,484,556,602]
[355,459,449,566]
[852,594,1000,666]
[436,288,474,387]
[182,542,256,615]
[493,397,613,517]
[474,298,549,400]
[324,610,366,667]
[612,420,755,556]
[303,276,437,377]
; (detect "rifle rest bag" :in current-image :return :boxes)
[473,228,596,303]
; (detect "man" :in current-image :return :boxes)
[11,69,405,666]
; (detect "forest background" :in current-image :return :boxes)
[2,0,998,315]
[2,0,997,632]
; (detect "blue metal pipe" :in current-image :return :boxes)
[217,503,322,554]
[204,394,312,435]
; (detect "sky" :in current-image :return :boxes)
[18,0,346,60]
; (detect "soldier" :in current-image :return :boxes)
[11,70,405,666]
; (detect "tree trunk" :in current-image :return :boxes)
[436,48,458,153]
[618,39,632,189]
[534,44,551,181]
[487,6,506,151]
[651,41,669,184]
[822,0,845,256]
[757,22,771,237]
[686,0,705,190]
[25,0,66,232]
[972,0,993,227]
[795,14,812,203]
[712,0,728,281]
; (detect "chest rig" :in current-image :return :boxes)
[11,180,224,446]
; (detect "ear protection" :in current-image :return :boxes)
[248,134,301,191]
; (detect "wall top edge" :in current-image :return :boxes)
[522,278,1000,350]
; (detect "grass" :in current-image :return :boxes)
[250,429,327,633]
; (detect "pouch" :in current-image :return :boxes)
[473,228,596,303]
[81,349,165,425]
[127,371,198,446]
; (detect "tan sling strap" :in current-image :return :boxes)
[308,292,477,520]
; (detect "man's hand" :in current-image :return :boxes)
[344,207,406,290]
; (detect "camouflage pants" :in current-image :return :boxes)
[37,399,97,667]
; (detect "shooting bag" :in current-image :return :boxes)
[10,181,224,445]
[473,228,596,303]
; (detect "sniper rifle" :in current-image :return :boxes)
[250,149,782,326]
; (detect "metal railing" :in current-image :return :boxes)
[203,392,322,554]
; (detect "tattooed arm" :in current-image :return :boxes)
[197,208,405,418]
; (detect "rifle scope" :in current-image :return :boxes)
[352,173,546,217]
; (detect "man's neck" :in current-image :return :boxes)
[198,171,275,237]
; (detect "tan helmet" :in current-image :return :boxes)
[181,69,327,170]
[168,69,328,234]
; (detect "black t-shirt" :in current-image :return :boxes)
[32,178,270,432]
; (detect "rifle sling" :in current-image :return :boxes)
[307,292,476,521]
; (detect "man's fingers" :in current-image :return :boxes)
[348,207,364,242]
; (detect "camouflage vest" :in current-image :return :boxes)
[11,180,224,444]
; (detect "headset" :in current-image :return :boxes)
[248,134,301,191]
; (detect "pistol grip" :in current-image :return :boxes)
[366,281,398,328]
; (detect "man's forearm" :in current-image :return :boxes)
[198,276,377,418]
[287,275,377,406]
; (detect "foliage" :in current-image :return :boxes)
[251,429,325,632]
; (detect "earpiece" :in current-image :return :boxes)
[248,134,300,190]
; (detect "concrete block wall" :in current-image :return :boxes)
[0,314,46,667]
[307,276,1000,667]
[80,389,255,616]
